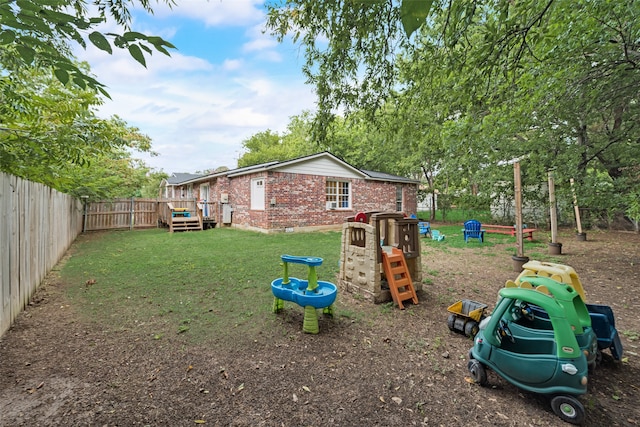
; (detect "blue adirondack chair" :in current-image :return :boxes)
[418,221,431,238]
[463,219,485,243]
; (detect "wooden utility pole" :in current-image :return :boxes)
[548,170,558,244]
[570,178,583,234]
[514,162,524,258]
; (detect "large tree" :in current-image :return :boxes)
[0,55,158,199]
[266,0,640,226]
[0,0,175,94]
[1,1,174,198]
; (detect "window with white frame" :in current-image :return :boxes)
[251,178,265,210]
[326,180,350,209]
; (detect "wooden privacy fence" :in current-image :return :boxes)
[84,198,217,231]
[84,198,159,231]
[0,188,218,337]
[0,173,83,337]
[84,198,219,232]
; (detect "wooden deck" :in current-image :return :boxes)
[156,200,219,232]
[169,215,203,232]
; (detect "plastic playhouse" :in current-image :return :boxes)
[271,255,337,334]
[339,212,423,305]
[468,280,598,425]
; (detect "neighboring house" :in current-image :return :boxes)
[418,189,438,212]
[161,152,419,232]
[159,173,203,199]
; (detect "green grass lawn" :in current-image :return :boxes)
[60,225,553,346]
[62,228,343,344]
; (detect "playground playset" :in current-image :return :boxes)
[271,211,423,335]
[338,212,422,305]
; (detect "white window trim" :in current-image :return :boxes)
[326,180,351,210]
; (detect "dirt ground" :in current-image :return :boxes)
[1,229,639,426]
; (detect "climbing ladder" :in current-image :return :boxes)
[381,247,418,309]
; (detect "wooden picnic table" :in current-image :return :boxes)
[483,224,537,241]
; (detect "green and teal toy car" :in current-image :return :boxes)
[468,279,598,425]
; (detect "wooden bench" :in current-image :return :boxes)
[483,224,537,241]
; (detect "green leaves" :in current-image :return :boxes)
[1,1,176,93]
[53,68,69,85]
[0,30,16,45]
[128,44,146,67]
[400,0,433,38]
[88,31,112,54]
[15,45,35,64]
[0,47,155,196]
[264,0,640,224]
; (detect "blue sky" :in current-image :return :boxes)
[75,0,317,174]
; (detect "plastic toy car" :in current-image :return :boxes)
[468,279,598,425]
[509,264,623,361]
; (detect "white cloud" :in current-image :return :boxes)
[243,37,278,53]
[150,0,265,27]
[74,1,317,174]
[85,54,315,173]
[222,59,243,70]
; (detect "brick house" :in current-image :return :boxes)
[162,152,419,232]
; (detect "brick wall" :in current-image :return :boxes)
[182,171,418,232]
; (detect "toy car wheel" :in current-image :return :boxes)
[467,359,487,386]
[464,320,479,337]
[447,314,456,331]
[595,349,603,365]
[550,395,585,425]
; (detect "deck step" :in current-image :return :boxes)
[170,217,203,232]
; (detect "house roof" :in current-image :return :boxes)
[170,152,419,185]
[165,173,204,185]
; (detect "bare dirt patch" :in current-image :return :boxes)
[1,229,639,426]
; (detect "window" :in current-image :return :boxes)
[396,185,403,211]
[251,178,265,210]
[326,180,350,209]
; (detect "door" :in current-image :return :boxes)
[251,178,265,210]
[200,184,210,217]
